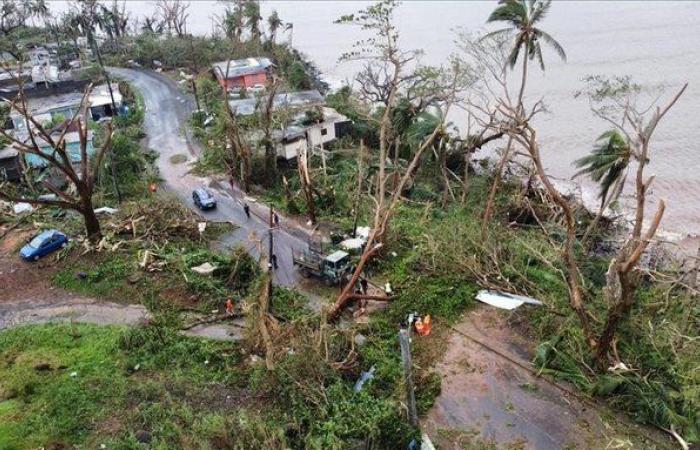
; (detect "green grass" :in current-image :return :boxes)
[0,323,250,449]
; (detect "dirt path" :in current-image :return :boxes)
[0,296,149,330]
[423,307,670,449]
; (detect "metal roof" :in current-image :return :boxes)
[228,90,324,116]
[212,57,273,80]
[7,83,122,118]
[326,250,349,263]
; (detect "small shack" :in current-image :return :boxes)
[0,146,21,181]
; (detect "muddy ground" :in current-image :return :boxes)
[423,307,672,449]
[0,226,242,341]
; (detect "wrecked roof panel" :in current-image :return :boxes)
[228,90,324,116]
[212,57,273,79]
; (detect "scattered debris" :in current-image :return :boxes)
[191,262,217,276]
[69,371,78,378]
[353,333,367,348]
[138,250,166,272]
[353,365,376,392]
[12,202,33,214]
[37,194,58,201]
[608,362,633,373]
[339,237,364,251]
[475,290,543,310]
[94,206,119,215]
[355,226,370,240]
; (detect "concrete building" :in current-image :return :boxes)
[212,57,273,90]
[7,83,123,130]
[228,90,325,116]
[271,107,351,161]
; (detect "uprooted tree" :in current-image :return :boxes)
[0,85,114,242]
[328,0,466,320]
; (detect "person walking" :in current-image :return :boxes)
[243,203,250,219]
[271,253,278,270]
[273,212,280,227]
[360,277,369,295]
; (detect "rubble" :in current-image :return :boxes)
[191,262,217,276]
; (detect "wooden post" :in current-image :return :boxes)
[399,328,418,427]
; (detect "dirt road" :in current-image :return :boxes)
[423,307,670,449]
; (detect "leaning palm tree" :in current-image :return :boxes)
[574,130,631,243]
[243,0,262,44]
[267,10,282,44]
[485,0,566,107]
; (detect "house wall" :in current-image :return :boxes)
[278,138,307,160]
[0,157,21,181]
[219,71,267,89]
[306,123,336,148]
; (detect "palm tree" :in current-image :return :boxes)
[485,0,566,107]
[574,130,631,207]
[480,0,567,235]
[267,10,282,44]
[243,0,261,44]
[574,130,631,242]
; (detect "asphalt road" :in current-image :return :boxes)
[109,68,310,288]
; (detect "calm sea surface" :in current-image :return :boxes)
[53,1,700,237]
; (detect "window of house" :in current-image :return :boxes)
[321,128,328,136]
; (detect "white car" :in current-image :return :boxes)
[249,84,266,94]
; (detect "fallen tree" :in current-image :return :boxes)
[0,83,114,242]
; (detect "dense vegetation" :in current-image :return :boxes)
[0,0,697,448]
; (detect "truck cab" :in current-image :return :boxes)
[321,250,351,282]
[293,249,351,285]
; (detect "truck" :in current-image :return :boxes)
[292,249,352,286]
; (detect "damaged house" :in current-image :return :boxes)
[228,90,351,161]
[5,83,123,132]
[212,57,274,90]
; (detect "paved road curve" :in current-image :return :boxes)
[109,68,311,289]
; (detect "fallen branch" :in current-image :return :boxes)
[180,313,243,330]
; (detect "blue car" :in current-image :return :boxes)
[20,229,68,261]
[193,187,216,210]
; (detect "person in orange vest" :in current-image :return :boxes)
[225,298,234,316]
[414,315,432,336]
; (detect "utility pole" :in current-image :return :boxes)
[189,34,202,113]
[268,205,274,299]
[399,325,418,428]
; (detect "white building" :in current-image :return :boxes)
[8,83,123,130]
[273,107,350,161]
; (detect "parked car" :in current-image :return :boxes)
[20,229,68,261]
[192,187,216,210]
[249,84,266,94]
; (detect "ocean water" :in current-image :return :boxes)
[51,1,700,237]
